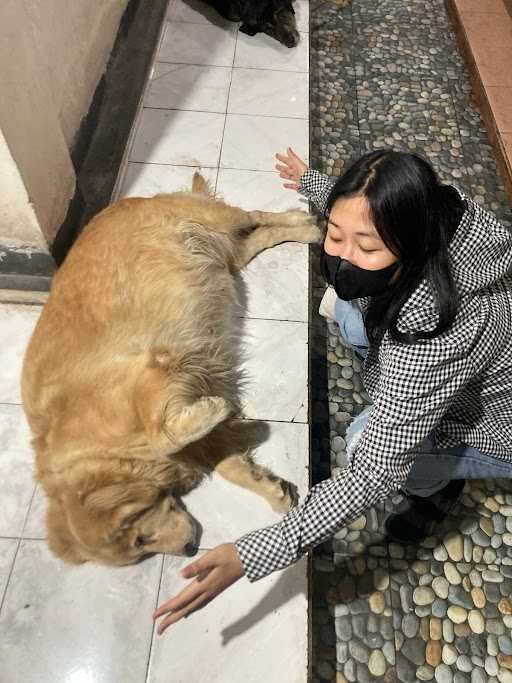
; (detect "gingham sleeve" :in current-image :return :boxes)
[235,316,484,582]
[298,169,337,215]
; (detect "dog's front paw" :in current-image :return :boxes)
[194,396,234,426]
[269,479,299,514]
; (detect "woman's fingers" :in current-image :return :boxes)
[153,579,203,619]
[275,163,290,175]
[157,591,212,635]
[284,182,299,190]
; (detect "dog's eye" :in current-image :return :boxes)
[134,535,149,548]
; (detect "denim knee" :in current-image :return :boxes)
[334,298,369,356]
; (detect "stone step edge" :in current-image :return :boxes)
[445,0,512,200]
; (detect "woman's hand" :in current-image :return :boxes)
[153,543,245,635]
[275,147,309,190]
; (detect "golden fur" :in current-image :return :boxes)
[21,174,321,565]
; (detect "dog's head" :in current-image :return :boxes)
[46,472,198,566]
[239,1,299,48]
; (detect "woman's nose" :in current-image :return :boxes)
[327,243,354,263]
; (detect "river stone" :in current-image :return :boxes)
[402,637,427,666]
[449,585,474,609]
[473,545,484,562]
[470,670,487,683]
[471,587,486,608]
[472,530,491,547]
[498,653,512,671]
[402,613,419,638]
[485,655,498,676]
[442,644,458,666]
[417,664,435,681]
[332,435,346,453]
[498,597,512,614]
[335,618,352,641]
[382,641,395,667]
[456,654,472,672]
[495,515,506,533]
[430,617,442,640]
[337,642,349,663]
[400,585,413,612]
[368,650,386,677]
[483,548,497,563]
[445,562,462,585]
[369,590,385,614]
[444,532,464,561]
[426,640,442,667]
[351,615,366,640]
[468,609,485,634]
[469,569,482,587]
[367,632,384,650]
[348,640,369,664]
[485,582,501,602]
[434,546,448,561]
[447,606,467,624]
[443,619,454,643]
[499,635,512,655]
[432,598,447,618]
[344,659,355,682]
[414,586,435,606]
[486,618,505,635]
[469,638,486,659]
[374,568,389,591]
[432,576,449,599]
[454,622,471,637]
[480,517,494,536]
[485,497,500,512]
[454,637,469,655]
[483,569,503,583]
[434,663,453,683]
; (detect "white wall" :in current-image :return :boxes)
[0,0,129,247]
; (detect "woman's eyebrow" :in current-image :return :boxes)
[328,219,379,239]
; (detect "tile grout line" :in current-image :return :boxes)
[142,105,309,121]
[152,59,310,75]
[144,553,166,683]
[215,24,238,176]
[0,537,22,616]
[155,58,308,73]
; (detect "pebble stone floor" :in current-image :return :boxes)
[308,1,512,683]
[0,1,313,681]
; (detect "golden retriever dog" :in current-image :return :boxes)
[21,174,320,566]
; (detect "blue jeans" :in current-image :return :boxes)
[334,298,512,497]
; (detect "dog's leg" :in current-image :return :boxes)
[235,220,322,267]
[214,454,299,514]
[134,354,234,456]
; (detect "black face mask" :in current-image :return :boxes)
[320,247,399,300]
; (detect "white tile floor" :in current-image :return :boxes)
[0,2,311,681]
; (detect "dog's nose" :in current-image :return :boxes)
[184,543,198,557]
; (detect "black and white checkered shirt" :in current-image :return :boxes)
[235,169,512,582]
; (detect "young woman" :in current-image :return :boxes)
[154,147,512,634]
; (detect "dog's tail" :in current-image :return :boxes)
[191,171,214,198]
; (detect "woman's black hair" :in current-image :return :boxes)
[325,149,465,345]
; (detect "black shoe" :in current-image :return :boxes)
[385,479,465,544]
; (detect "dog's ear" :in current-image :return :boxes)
[191,172,214,198]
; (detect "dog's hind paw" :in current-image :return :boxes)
[270,479,299,514]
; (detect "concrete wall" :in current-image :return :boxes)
[0,0,129,247]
